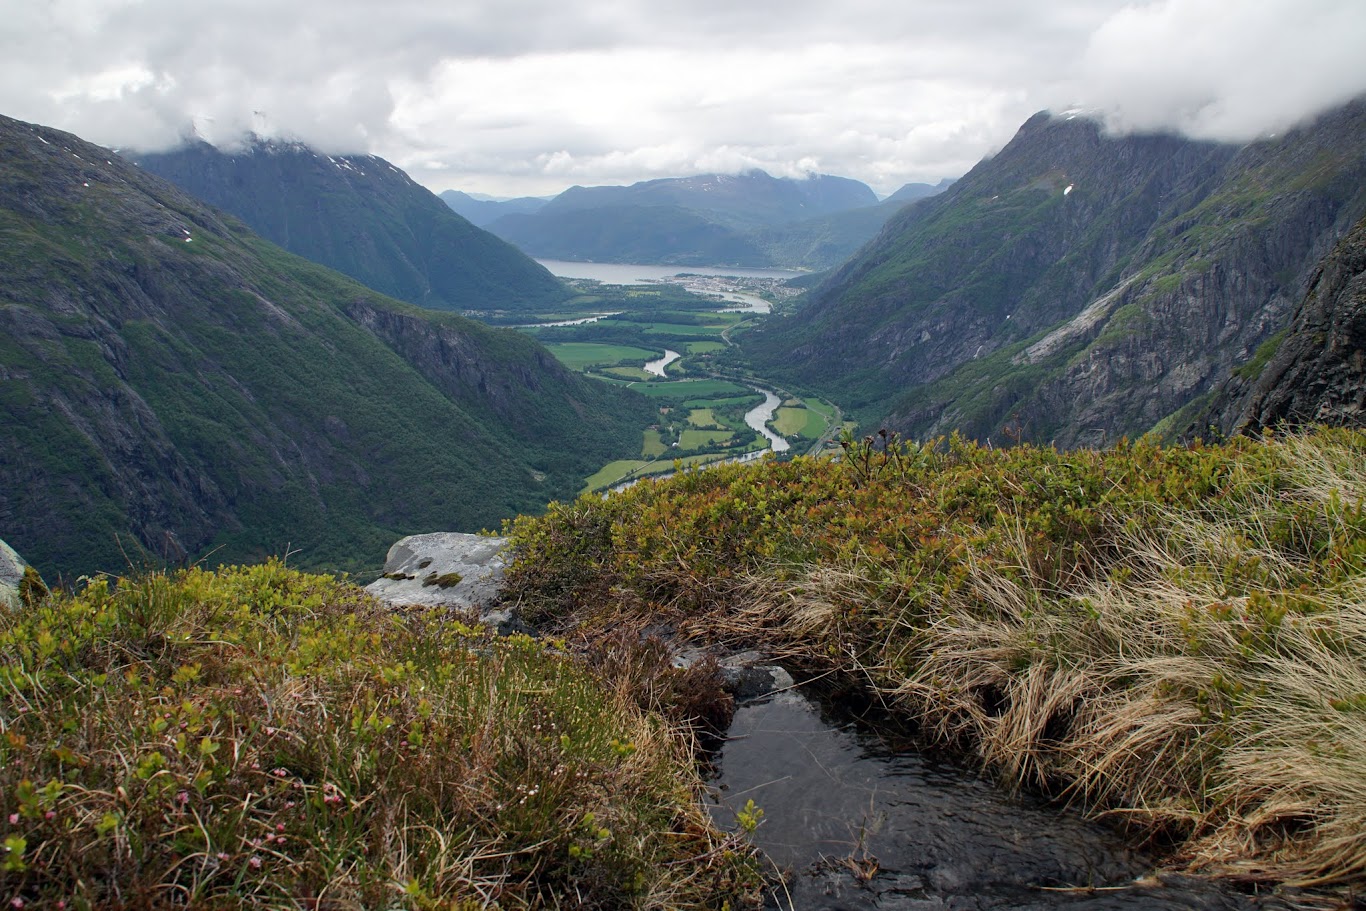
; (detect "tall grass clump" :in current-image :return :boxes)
[502,428,1366,893]
[0,561,761,909]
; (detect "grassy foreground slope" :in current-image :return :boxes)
[505,429,1366,891]
[0,564,760,909]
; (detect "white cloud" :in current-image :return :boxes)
[1,0,1362,197]
[1073,0,1366,140]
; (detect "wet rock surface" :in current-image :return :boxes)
[708,689,1293,911]
[673,646,795,699]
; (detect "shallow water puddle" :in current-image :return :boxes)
[707,689,1288,910]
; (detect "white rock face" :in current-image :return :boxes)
[0,538,28,610]
[365,532,509,612]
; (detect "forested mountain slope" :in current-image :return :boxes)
[0,115,653,578]
[134,138,569,313]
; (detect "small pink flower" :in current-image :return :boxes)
[43,811,55,820]
[176,791,190,806]
[249,856,262,869]
[272,768,287,778]
[216,852,230,861]
[276,823,286,833]
[7,814,17,824]
[11,898,23,909]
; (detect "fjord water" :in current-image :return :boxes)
[710,690,1286,911]
[537,259,803,284]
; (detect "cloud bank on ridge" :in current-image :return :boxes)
[2,0,1362,195]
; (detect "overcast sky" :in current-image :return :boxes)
[4,0,1365,198]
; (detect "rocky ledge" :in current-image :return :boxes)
[363,532,534,635]
[367,531,794,699]
[0,537,45,611]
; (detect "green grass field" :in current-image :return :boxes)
[772,406,827,439]
[685,341,727,355]
[629,379,752,400]
[641,323,728,337]
[683,394,764,409]
[679,429,735,449]
[581,451,747,492]
[805,398,837,421]
[601,366,653,381]
[687,408,721,427]
[545,342,660,370]
[642,429,667,457]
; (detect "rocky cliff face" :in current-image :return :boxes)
[746,101,1366,447]
[1197,214,1366,435]
[0,115,651,579]
[133,139,568,313]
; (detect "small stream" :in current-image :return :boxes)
[708,688,1289,911]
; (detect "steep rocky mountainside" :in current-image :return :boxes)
[746,101,1366,446]
[133,139,568,313]
[0,115,654,579]
[488,169,900,268]
[439,190,549,227]
[1199,212,1366,435]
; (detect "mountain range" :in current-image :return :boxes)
[744,101,1366,446]
[439,189,549,227]
[0,115,653,579]
[477,170,952,269]
[133,138,569,313]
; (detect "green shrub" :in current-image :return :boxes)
[0,562,760,909]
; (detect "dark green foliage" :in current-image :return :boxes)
[0,115,654,579]
[133,139,569,311]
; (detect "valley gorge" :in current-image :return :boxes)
[3,93,1366,911]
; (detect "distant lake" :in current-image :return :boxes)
[537,259,803,285]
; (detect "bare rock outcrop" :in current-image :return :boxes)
[365,532,521,631]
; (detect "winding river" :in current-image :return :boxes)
[644,349,682,378]
[743,387,790,453]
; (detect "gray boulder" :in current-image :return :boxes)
[674,646,796,699]
[366,532,510,614]
[719,650,796,700]
[1,538,29,610]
